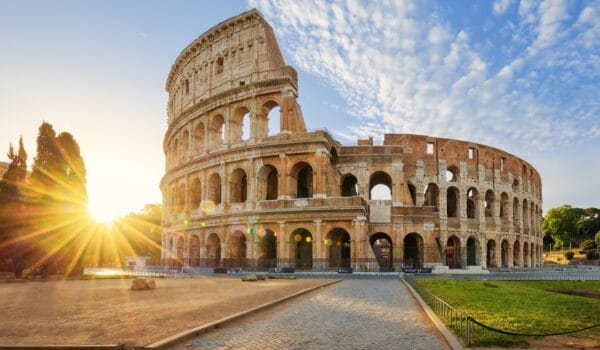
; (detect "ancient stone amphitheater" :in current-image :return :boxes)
[160,9,543,272]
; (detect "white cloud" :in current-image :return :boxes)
[493,0,514,15]
[251,0,599,155]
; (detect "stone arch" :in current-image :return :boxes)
[485,190,495,217]
[257,228,277,268]
[513,240,521,267]
[170,137,179,164]
[446,165,459,182]
[512,179,519,192]
[423,183,439,210]
[522,199,529,232]
[210,114,225,146]
[341,174,359,197]
[326,228,351,269]
[291,161,313,198]
[523,241,530,267]
[467,236,480,266]
[499,192,509,219]
[263,100,280,137]
[208,173,222,204]
[181,129,189,160]
[189,235,200,266]
[370,232,393,271]
[369,171,392,200]
[227,230,247,267]
[206,233,221,267]
[189,177,201,210]
[446,235,461,268]
[447,186,460,218]
[530,242,535,267]
[487,239,497,268]
[257,164,279,200]
[230,168,248,203]
[291,228,313,269]
[513,197,520,231]
[193,121,205,153]
[403,232,424,268]
[175,236,184,269]
[467,187,479,219]
[177,183,186,212]
[230,107,251,142]
[501,239,510,268]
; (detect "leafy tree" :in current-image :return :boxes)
[542,205,578,247]
[596,231,600,246]
[580,239,596,252]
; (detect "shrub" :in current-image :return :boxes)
[565,251,575,260]
[585,250,599,260]
[580,239,597,252]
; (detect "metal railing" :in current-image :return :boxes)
[83,267,168,278]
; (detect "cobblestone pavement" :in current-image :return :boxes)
[171,279,449,350]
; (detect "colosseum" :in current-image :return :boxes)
[160,9,543,273]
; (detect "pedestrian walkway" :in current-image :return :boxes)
[171,279,449,349]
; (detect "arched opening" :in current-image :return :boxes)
[500,192,509,219]
[501,239,510,268]
[423,183,439,210]
[242,111,251,141]
[487,240,497,268]
[446,235,461,269]
[257,228,277,269]
[326,228,351,269]
[407,183,417,206]
[523,242,530,268]
[485,190,495,217]
[189,235,200,267]
[467,187,478,218]
[206,233,221,267]
[175,237,184,269]
[292,228,312,269]
[369,171,392,200]
[447,187,459,217]
[341,174,358,197]
[513,198,520,230]
[230,168,247,203]
[177,184,186,212]
[513,240,521,267]
[370,233,393,271]
[467,237,479,266]
[210,114,225,146]
[190,178,201,210]
[512,179,519,192]
[264,101,280,137]
[530,242,535,267]
[522,199,529,231]
[291,162,313,198]
[257,164,278,200]
[228,231,247,268]
[403,233,423,268]
[231,107,251,143]
[208,173,221,204]
[193,122,205,153]
[181,130,189,160]
[171,138,179,164]
[446,166,459,182]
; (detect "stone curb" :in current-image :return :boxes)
[145,279,342,349]
[0,346,125,350]
[400,278,464,350]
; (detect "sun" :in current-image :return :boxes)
[88,202,119,224]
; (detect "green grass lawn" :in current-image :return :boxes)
[417,278,600,347]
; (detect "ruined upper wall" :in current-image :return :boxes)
[165,9,297,124]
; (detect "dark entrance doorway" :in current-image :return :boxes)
[446,235,461,268]
[467,237,478,266]
[403,233,423,268]
[327,228,351,268]
[293,229,313,269]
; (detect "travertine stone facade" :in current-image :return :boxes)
[160,9,543,271]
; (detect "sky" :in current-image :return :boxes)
[0,0,598,221]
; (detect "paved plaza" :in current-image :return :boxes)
[172,279,449,350]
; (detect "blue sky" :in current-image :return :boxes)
[0,0,598,220]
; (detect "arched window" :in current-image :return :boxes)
[341,174,358,197]
[208,173,222,204]
[513,198,520,230]
[407,182,417,206]
[485,190,495,217]
[189,235,200,266]
[193,122,205,153]
[258,165,278,200]
[500,192,509,218]
[230,168,248,203]
[369,171,392,200]
[210,115,225,146]
[404,233,423,268]
[263,101,280,137]
[291,228,313,269]
[292,162,313,198]
[447,187,460,217]
[242,111,251,140]
[206,233,221,267]
[231,107,251,143]
[467,187,478,218]
[190,178,201,210]
[423,183,439,209]
[180,130,189,160]
[177,184,186,212]
[326,228,351,268]
[446,166,459,182]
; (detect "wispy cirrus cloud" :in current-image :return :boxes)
[250,0,600,154]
